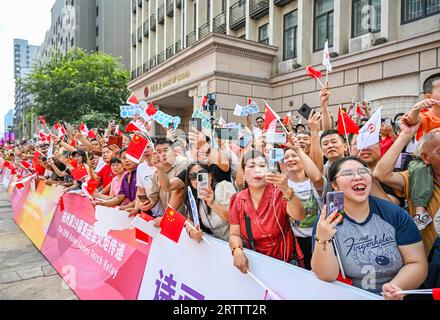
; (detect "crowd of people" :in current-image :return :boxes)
[2,73,440,300]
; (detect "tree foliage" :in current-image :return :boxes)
[24,48,130,125]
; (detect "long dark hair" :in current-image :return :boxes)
[184,163,214,234]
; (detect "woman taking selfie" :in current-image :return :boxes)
[184,163,235,242]
[311,156,427,300]
[229,150,306,274]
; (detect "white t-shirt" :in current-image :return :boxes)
[288,178,326,238]
[136,162,163,217]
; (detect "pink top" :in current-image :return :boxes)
[109,173,126,198]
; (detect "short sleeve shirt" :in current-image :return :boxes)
[98,164,114,189]
[230,184,298,262]
[312,196,422,295]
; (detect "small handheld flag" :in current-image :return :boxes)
[306,66,324,88]
[127,93,139,106]
[159,206,187,243]
[126,134,149,164]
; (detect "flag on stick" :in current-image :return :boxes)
[126,134,149,164]
[127,93,139,106]
[39,116,47,126]
[356,103,365,116]
[323,40,332,83]
[159,206,186,243]
[264,102,280,132]
[306,66,324,88]
[357,107,382,150]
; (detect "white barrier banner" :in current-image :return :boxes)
[135,219,380,300]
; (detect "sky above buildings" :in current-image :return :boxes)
[0,0,54,132]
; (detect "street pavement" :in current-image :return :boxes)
[0,186,78,300]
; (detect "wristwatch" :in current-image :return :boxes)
[282,188,295,201]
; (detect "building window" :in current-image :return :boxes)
[96,26,99,37]
[352,0,381,37]
[259,24,269,44]
[314,0,334,51]
[96,6,99,17]
[283,10,298,60]
[402,0,440,24]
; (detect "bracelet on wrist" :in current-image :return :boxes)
[283,188,295,201]
[231,246,243,257]
[314,235,333,252]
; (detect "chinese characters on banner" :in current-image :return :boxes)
[41,193,150,300]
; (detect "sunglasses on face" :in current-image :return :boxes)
[188,169,208,181]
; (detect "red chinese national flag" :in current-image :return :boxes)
[88,129,97,139]
[248,98,253,105]
[356,104,365,116]
[136,212,154,245]
[39,116,47,125]
[159,207,186,243]
[338,108,359,135]
[125,121,147,133]
[126,134,149,164]
[306,66,322,79]
[127,93,139,106]
[201,96,207,108]
[264,103,280,131]
[146,103,157,116]
[71,164,88,181]
[82,178,99,196]
[32,150,46,175]
[20,161,31,169]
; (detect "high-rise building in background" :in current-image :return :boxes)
[37,0,131,68]
[11,0,131,141]
[4,110,15,133]
[128,0,440,135]
[13,38,39,141]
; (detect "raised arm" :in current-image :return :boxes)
[320,83,333,131]
[288,133,324,193]
[308,112,324,174]
[406,99,437,125]
[373,116,421,192]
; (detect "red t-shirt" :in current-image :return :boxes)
[230,184,301,263]
[98,164,114,189]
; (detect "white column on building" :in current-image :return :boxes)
[226,0,231,36]
[209,0,214,32]
[269,1,282,61]
[195,0,200,41]
[381,0,398,42]
[297,0,313,67]
[245,0,252,40]
[333,0,350,56]
[182,0,186,48]
[155,0,159,59]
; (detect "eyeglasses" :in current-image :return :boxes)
[188,169,208,181]
[334,167,372,181]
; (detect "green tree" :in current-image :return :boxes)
[24,48,130,126]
